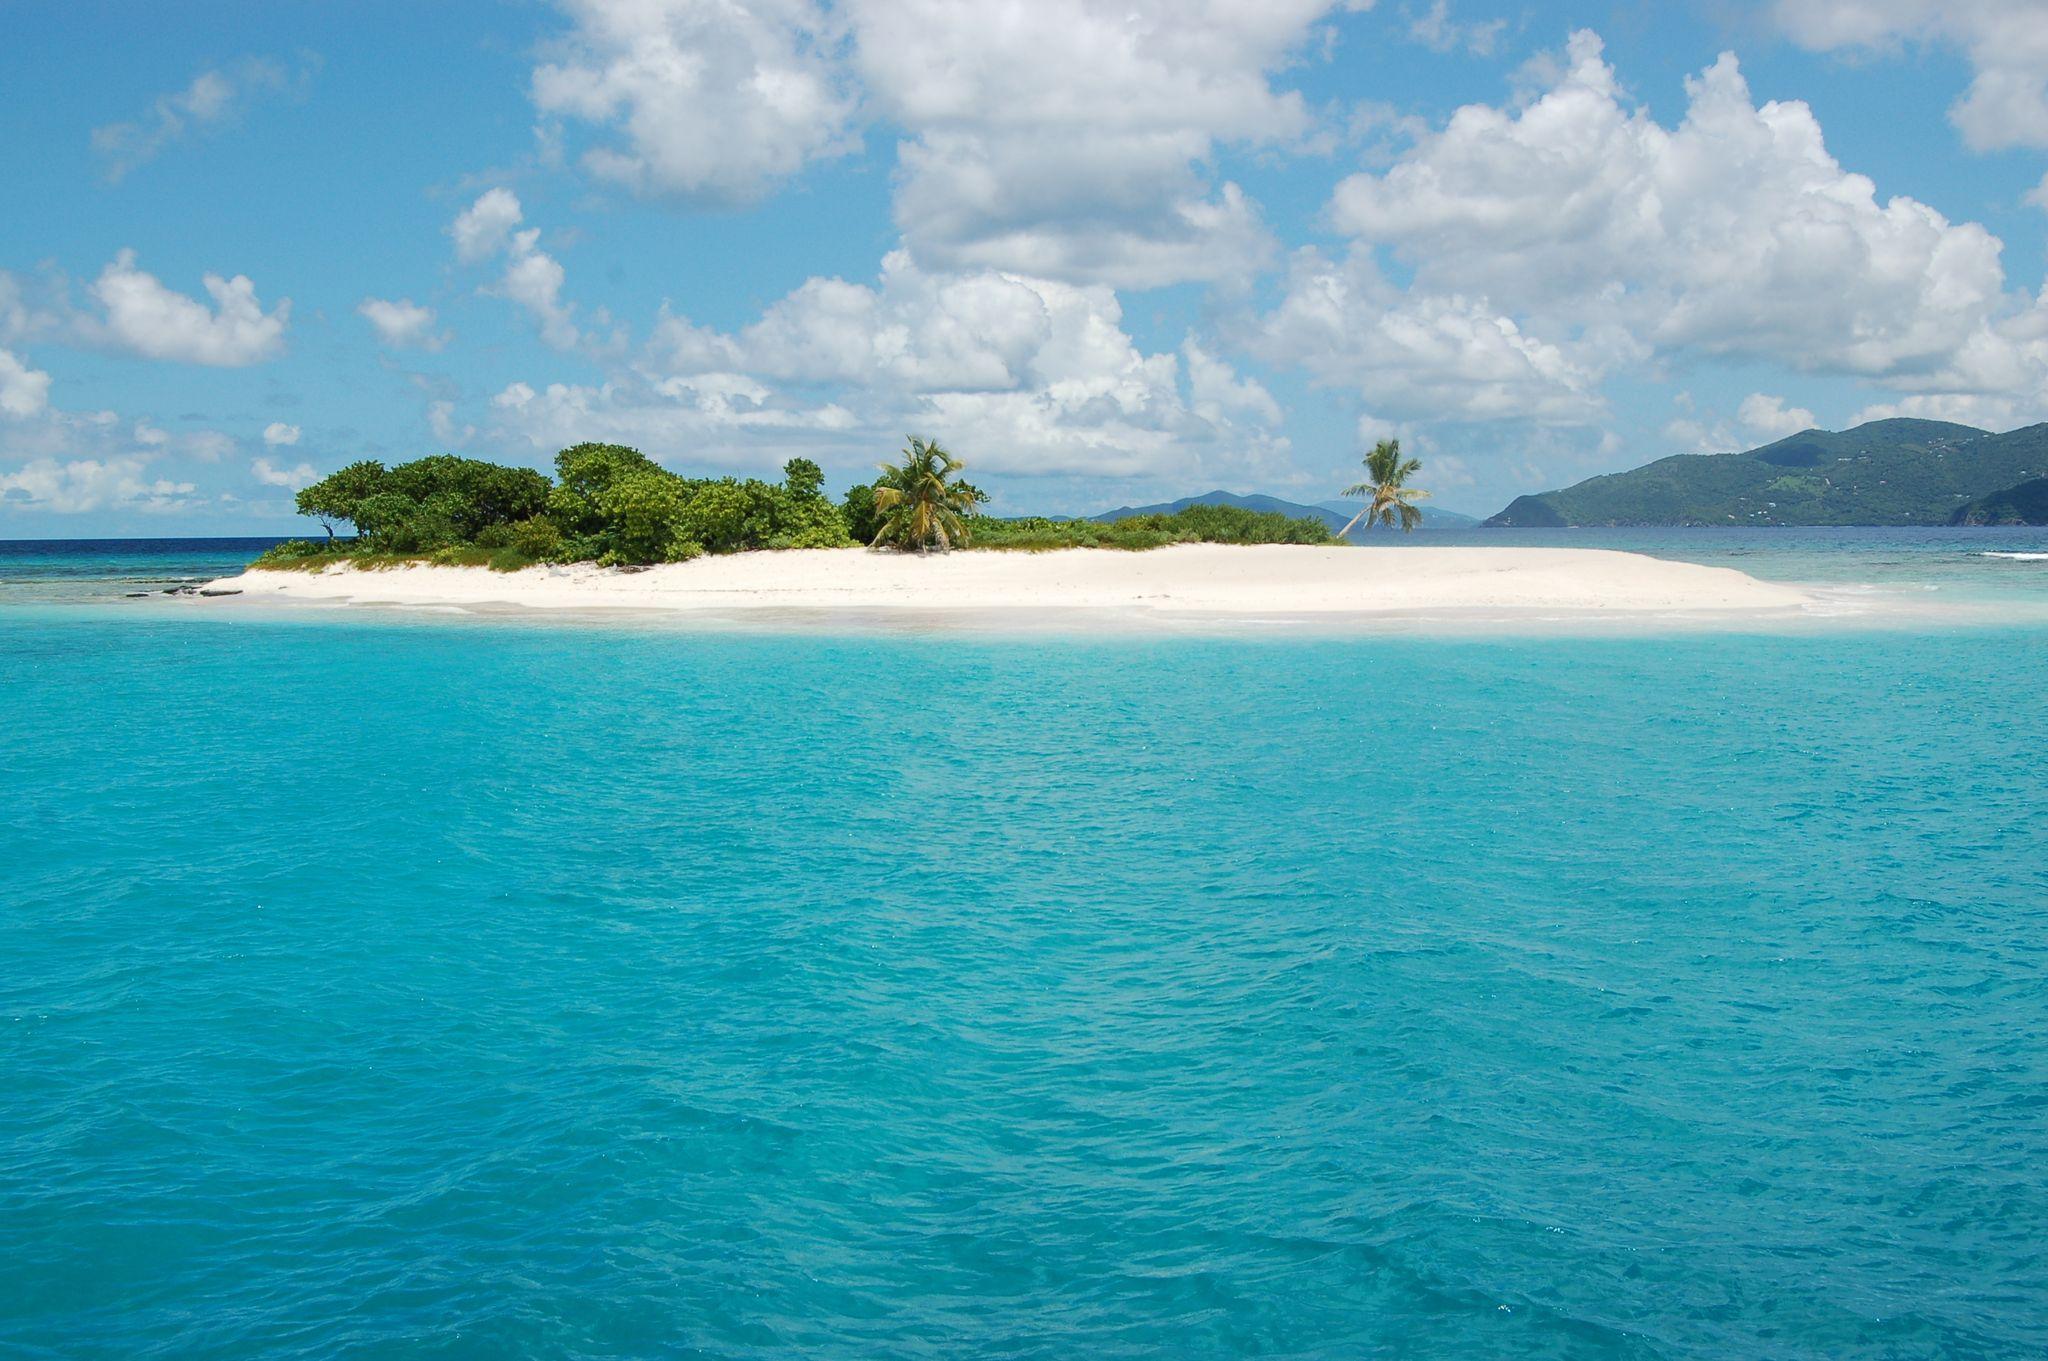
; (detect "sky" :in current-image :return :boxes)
[3,0,2048,535]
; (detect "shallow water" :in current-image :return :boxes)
[3,541,2047,1358]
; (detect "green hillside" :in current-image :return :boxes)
[1950,477,2048,525]
[1487,419,2048,526]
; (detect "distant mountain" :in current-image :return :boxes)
[1486,419,2048,527]
[1090,489,1476,532]
[1950,477,2048,526]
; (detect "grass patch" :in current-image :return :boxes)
[251,541,542,573]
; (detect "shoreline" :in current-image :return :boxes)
[193,544,1825,631]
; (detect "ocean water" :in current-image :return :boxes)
[3,537,2047,1359]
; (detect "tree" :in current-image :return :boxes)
[1336,439,1429,536]
[842,482,880,543]
[294,460,388,541]
[870,437,979,551]
[781,457,824,501]
[549,442,667,537]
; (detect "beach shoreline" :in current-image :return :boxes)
[194,544,1825,630]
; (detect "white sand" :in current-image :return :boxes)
[199,545,1816,626]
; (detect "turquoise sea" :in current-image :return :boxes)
[3,532,2046,1358]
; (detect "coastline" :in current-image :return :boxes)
[195,544,1821,628]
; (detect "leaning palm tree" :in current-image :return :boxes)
[1336,438,1430,536]
[871,436,980,552]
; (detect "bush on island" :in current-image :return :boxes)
[262,440,1339,572]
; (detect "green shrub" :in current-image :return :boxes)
[596,469,691,564]
[970,504,1333,551]
[506,516,566,561]
[842,483,880,544]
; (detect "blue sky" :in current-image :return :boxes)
[3,0,2046,534]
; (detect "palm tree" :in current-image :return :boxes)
[1336,438,1429,537]
[870,436,980,551]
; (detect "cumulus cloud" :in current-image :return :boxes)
[450,190,580,350]
[0,450,199,513]
[1738,393,1819,439]
[530,0,1349,287]
[532,0,858,204]
[91,56,313,182]
[261,421,300,446]
[1246,27,2048,452]
[357,297,447,350]
[849,0,1333,287]
[450,187,525,263]
[0,349,52,418]
[498,231,580,350]
[1326,33,2005,379]
[493,250,1289,485]
[1255,248,1611,423]
[1775,1,2048,151]
[250,456,317,488]
[0,355,236,516]
[88,250,289,366]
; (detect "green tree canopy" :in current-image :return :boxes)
[1337,439,1429,536]
[294,460,388,540]
[870,437,979,552]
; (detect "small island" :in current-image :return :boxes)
[203,436,1815,623]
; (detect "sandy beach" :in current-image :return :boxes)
[198,545,1817,624]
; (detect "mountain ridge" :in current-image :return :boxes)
[1487,418,2048,526]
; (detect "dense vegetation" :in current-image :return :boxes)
[256,438,1340,571]
[972,503,1333,549]
[1486,419,2048,526]
[262,445,854,570]
[1950,476,2048,526]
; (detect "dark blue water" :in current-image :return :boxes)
[0,538,293,602]
[2,541,2046,1358]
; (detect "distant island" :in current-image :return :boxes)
[1487,418,2048,527]
[262,438,1349,574]
[211,436,1820,622]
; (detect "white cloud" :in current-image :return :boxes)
[495,251,1289,484]
[1249,28,2048,452]
[532,0,858,204]
[357,297,447,350]
[250,456,317,489]
[849,0,1335,287]
[1325,33,2005,380]
[1775,1,2048,151]
[1738,393,1819,439]
[0,349,52,418]
[1256,248,1611,423]
[0,457,198,513]
[262,421,301,446]
[450,187,525,263]
[498,230,581,350]
[531,0,1349,287]
[90,57,310,182]
[450,191,581,350]
[88,250,289,366]
[1407,0,1505,57]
